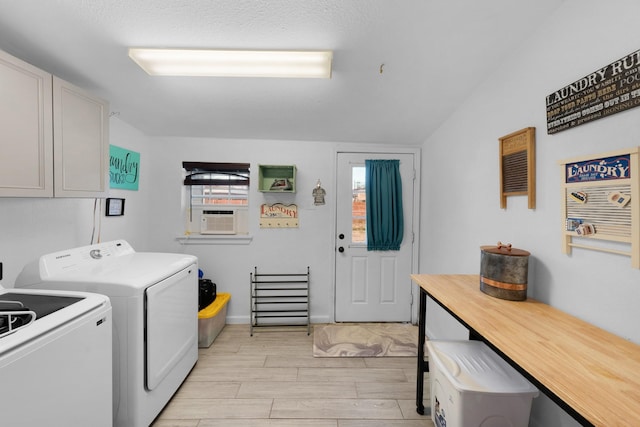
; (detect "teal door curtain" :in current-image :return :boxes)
[365,159,404,251]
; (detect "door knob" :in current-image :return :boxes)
[338,246,345,253]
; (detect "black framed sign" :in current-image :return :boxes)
[105,198,125,216]
[546,48,640,134]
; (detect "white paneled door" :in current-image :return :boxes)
[335,152,415,322]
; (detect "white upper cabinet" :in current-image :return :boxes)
[53,76,109,198]
[0,49,54,197]
[0,50,109,198]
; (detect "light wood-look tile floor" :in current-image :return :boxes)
[152,324,434,427]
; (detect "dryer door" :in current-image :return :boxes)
[145,263,197,390]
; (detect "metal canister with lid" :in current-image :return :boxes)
[480,242,530,301]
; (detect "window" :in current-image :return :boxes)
[183,162,250,235]
[183,162,250,205]
[352,166,366,243]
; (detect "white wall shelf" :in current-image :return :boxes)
[176,235,253,245]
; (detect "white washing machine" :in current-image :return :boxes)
[16,240,199,427]
[0,285,112,427]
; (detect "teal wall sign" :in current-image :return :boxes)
[110,145,140,190]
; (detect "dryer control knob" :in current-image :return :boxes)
[90,249,102,259]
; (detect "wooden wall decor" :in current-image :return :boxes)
[499,127,536,209]
[259,203,299,228]
[559,147,640,268]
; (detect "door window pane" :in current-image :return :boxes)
[352,166,366,243]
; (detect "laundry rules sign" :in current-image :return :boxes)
[546,48,640,134]
[110,145,140,190]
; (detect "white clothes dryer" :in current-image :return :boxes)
[16,240,198,427]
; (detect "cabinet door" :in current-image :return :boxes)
[0,50,53,197]
[53,76,109,198]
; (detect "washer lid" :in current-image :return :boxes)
[0,288,110,356]
[0,293,83,320]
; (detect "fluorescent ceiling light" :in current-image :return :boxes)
[128,48,333,78]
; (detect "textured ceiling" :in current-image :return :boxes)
[0,0,565,144]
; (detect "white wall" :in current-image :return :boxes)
[145,137,339,324]
[0,117,152,286]
[421,1,640,425]
[145,139,420,325]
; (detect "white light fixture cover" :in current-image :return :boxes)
[128,48,333,78]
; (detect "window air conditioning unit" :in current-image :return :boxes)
[200,210,236,234]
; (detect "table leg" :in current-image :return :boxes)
[416,287,430,416]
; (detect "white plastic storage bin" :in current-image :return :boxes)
[427,340,539,427]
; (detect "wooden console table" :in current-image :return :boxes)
[411,274,640,427]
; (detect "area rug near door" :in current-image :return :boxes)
[313,323,418,357]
